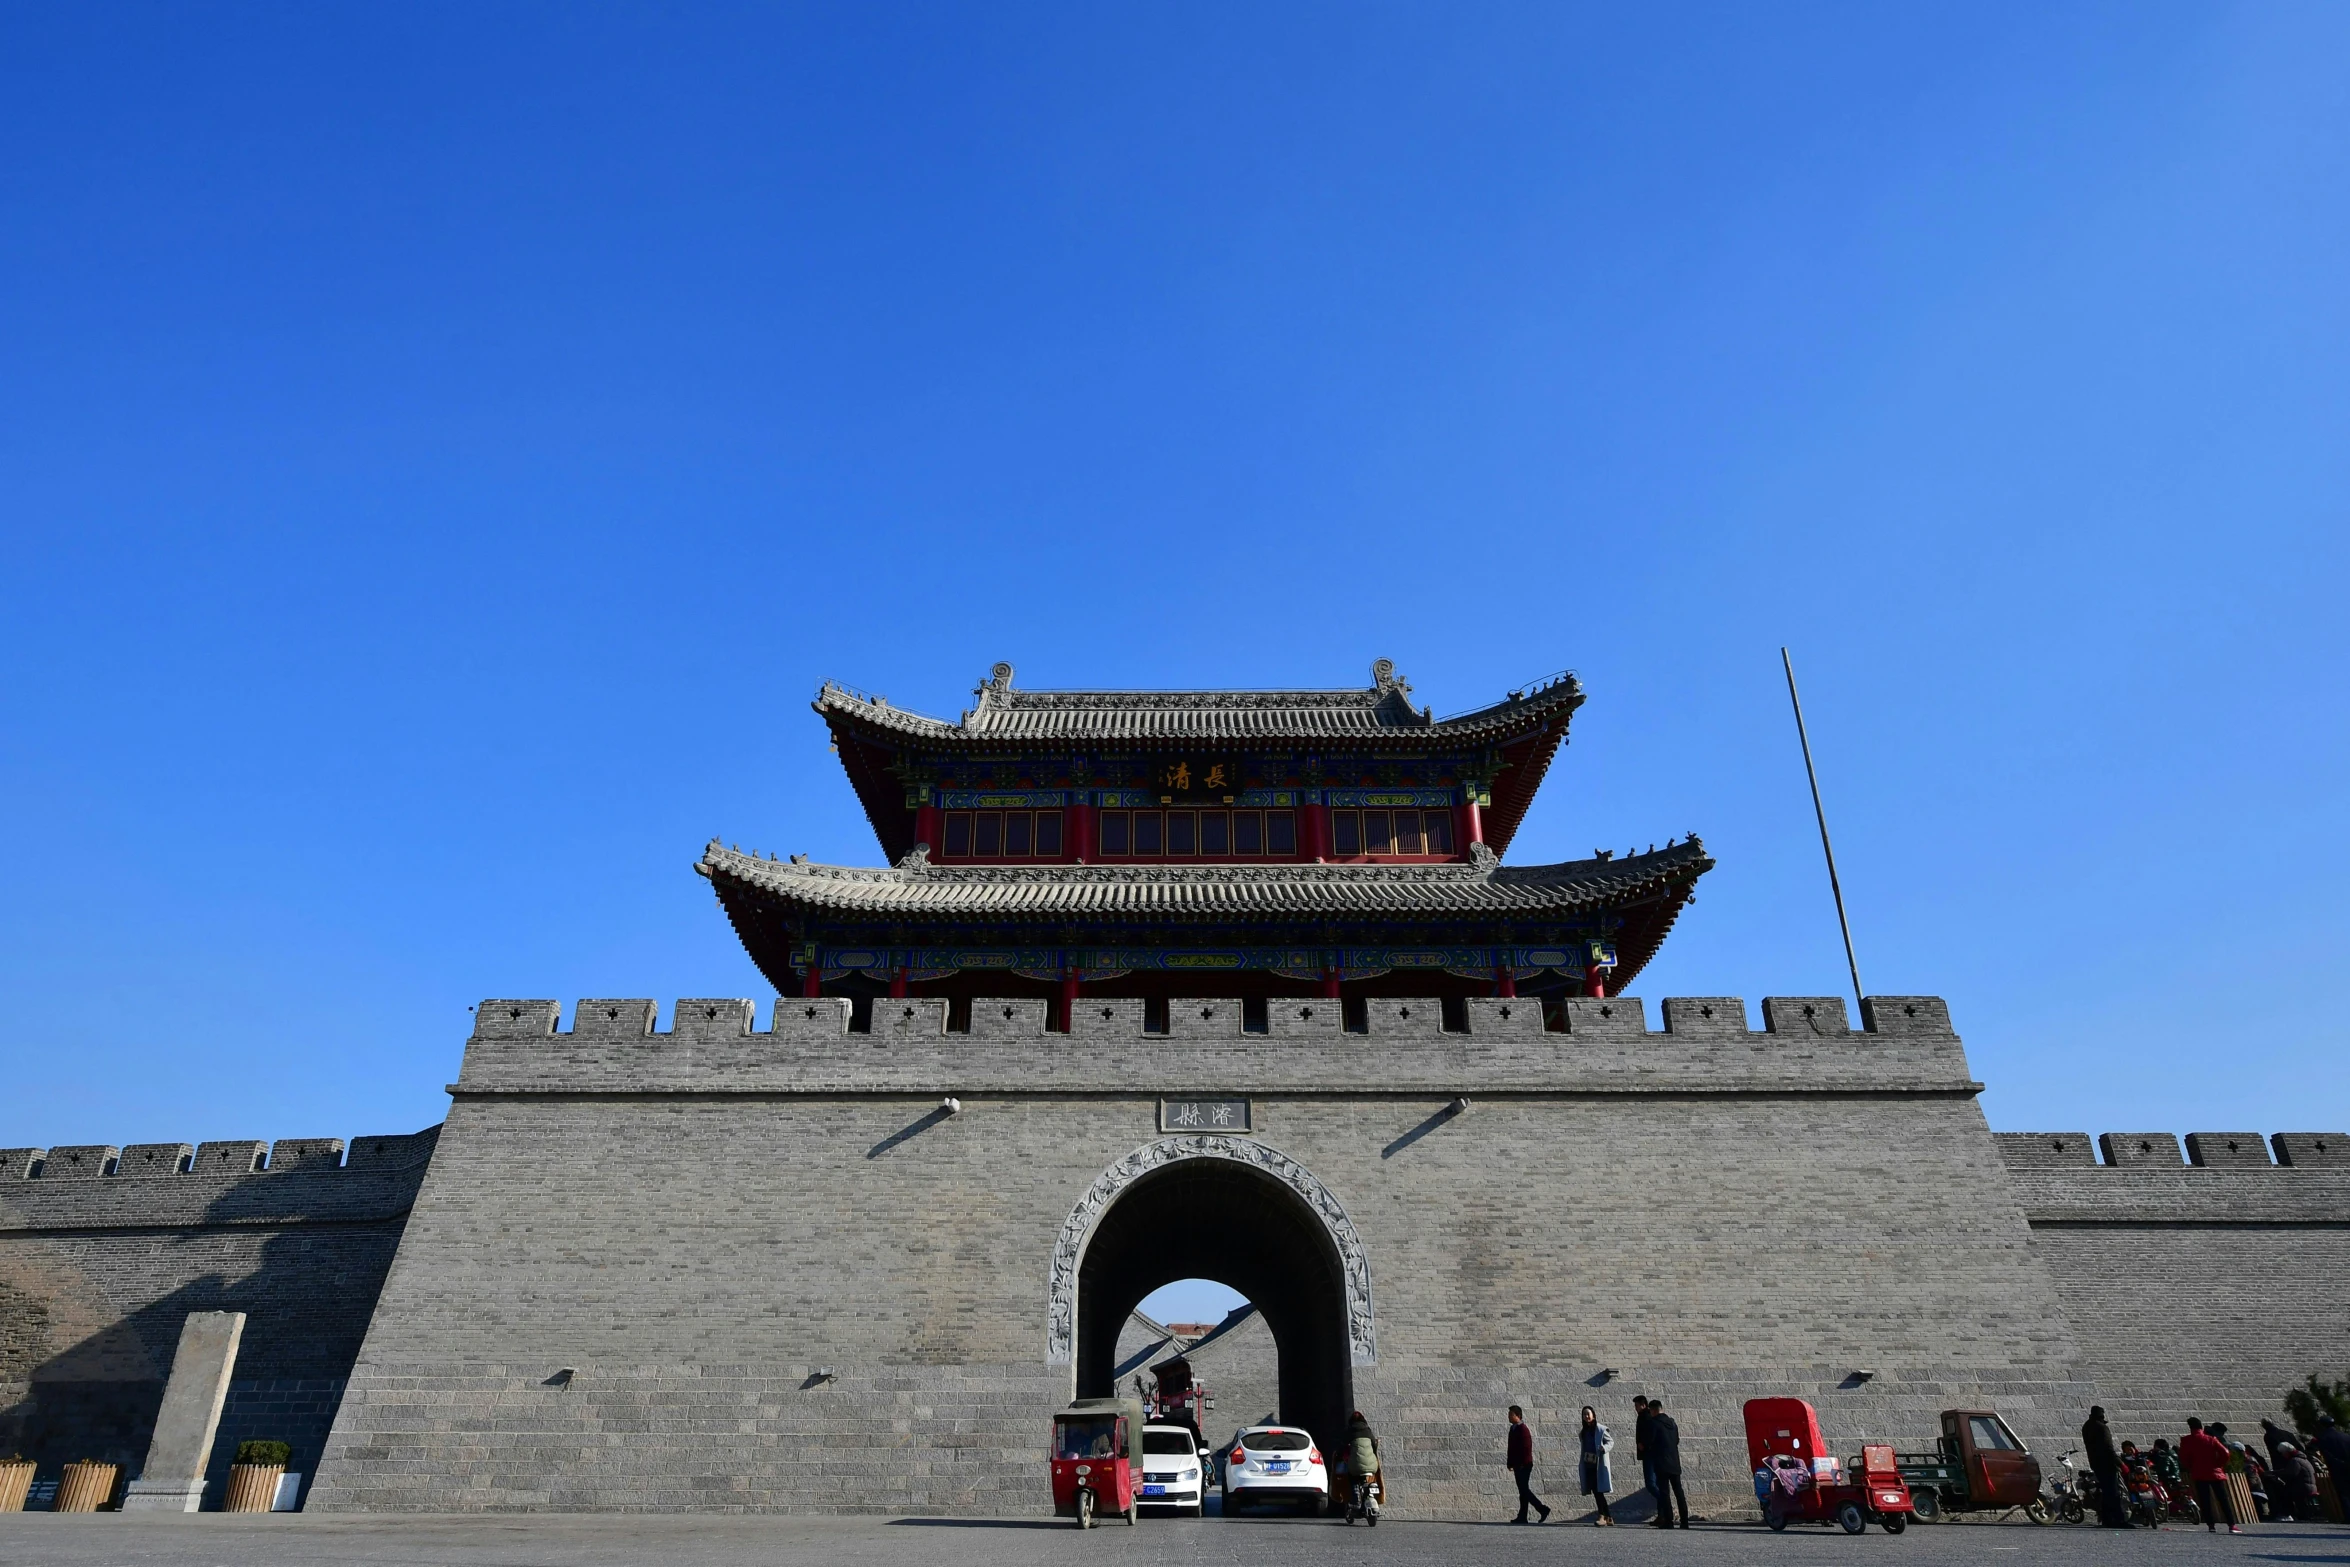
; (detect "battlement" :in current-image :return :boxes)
[0,1127,439,1181]
[1997,1128,2350,1229]
[466,992,1946,1041]
[1994,1130,2350,1170]
[451,993,1977,1098]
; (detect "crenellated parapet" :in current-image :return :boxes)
[1996,1128,2350,1226]
[0,1127,439,1232]
[449,992,1982,1097]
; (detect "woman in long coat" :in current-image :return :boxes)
[1578,1406,1616,1525]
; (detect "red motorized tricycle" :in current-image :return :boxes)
[1746,1397,1917,1535]
[1051,1397,1143,1528]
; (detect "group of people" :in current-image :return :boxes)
[1486,1397,2350,1532]
[2083,1404,2349,1532]
[1504,1397,1687,1528]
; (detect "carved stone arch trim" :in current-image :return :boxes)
[1046,1134,1375,1368]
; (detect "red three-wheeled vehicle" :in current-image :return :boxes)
[1051,1397,1144,1528]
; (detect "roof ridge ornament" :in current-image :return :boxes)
[1469,841,1499,873]
[980,661,1015,704]
[895,843,931,872]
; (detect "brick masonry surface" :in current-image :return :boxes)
[10,997,2346,1519]
[0,1129,437,1506]
[312,994,2103,1518]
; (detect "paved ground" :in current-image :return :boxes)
[3,1510,2344,1567]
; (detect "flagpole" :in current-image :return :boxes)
[1781,648,1865,1010]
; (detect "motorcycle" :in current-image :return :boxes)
[1344,1472,1380,1526]
[2044,1452,2089,1524]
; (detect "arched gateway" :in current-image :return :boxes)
[1049,1136,1373,1450]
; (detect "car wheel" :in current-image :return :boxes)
[1880,1513,1907,1535]
[1837,1502,1867,1534]
[1766,1500,1790,1532]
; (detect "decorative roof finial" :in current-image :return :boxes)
[1371,658,1396,691]
[982,661,1015,703]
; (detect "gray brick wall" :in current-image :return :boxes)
[309,995,2104,1517]
[1997,1138,2350,1450]
[0,1127,437,1499]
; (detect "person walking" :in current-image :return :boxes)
[1578,1405,1616,1526]
[2181,1417,2241,1533]
[1647,1396,1689,1528]
[1507,1406,1550,1524]
[1345,1409,1382,1520]
[1632,1396,1656,1517]
[2083,1405,2132,1528]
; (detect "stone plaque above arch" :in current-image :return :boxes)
[1046,1134,1376,1368]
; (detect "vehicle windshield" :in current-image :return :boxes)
[1144,1430,1195,1455]
[1244,1429,1312,1452]
[1056,1417,1120,1460]
[1970,1416,2021,1452]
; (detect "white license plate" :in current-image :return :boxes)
[1141,1485,1165,1495]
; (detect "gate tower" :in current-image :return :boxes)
[702,659,1711,1017]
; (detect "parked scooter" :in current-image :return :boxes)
[2045,1453,2089,1525]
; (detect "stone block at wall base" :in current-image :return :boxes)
[121,1478,207,1513]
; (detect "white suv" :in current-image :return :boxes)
[1140,1424,1207,1515]
[1221,1425,1327,1514]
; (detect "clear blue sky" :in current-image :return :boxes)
[3,3,2344,1158]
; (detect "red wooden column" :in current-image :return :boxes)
[802,950,824,999]
[1583,968,1607,999]
[1458,798,1484,852]
[1304,797,1330,861]
[1493,966,1518,999]
[1059,971,1080,1032]
[889,961,908,1000]
[1069,798,1096,861]
[1320,964,1342,1000]
[915,802,942,855]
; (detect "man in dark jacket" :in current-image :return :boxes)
[1507,1406,1550,1523]
[2263,1418,2297,1474]
[2083,1406,2132,1527]
[1632,1397,1656,1515]
[2313,1414,2350,1492]
[1646,1397,1689,1528]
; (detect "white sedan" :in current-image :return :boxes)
[1220,1425,1327,1515]
[1139,1424,1207,1514]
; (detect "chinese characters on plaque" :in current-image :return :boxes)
[1154,758,1241,804]
[1159,1098,1252,1133]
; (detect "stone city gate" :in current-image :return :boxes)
[293,989,2155,1517]
[1053,1133,1373,1447]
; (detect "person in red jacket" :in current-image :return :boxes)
[2179,1418,2241,1534]
[1506,1406,1551,1523]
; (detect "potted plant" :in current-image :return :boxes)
[0,1454,33,1512]
[54,1459,119,1512]
[224,1441,290,1513]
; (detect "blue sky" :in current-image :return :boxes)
[3,2,2344,1164]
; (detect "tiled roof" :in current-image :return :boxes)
[698,837,1710,922]
[814,659,1582,747]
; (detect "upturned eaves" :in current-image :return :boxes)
[697,837,1709,922]
[812,666,1583,749]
